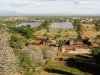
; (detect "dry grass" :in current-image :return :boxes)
[81,24,100,39]
[82,24,95,28]
[45,60,92,75]
[83,31,100,38]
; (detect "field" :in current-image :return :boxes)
[0,17,100,75]
[82,24,100,38]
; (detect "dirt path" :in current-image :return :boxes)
[66,48,92,54]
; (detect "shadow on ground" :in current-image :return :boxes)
[45,68,75,75]
[65,55,100,75]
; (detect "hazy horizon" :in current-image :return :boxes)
[0,0,100,16]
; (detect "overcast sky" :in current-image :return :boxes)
[0,0,100,16]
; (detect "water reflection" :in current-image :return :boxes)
[19,22,41,27]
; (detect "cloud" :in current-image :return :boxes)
[73,0,87,5]
[10,3,30,7]
[0,0,100,16]
[73,0,100,5]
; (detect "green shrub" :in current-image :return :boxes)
[8,25,34,38]
[96,35,100,39]
[20,56,36,75]
[17,26,33,38]
[10,34,30,49]
[92,47,100,64]
[95,21,100,31]
[20,56,33,69]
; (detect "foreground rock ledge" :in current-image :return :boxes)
[0,31,18,75]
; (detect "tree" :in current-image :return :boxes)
[39,20,51,30]
[73,19,83,39]
[95,20,100,31]
[9,25,34,38]
[18,26,33,38]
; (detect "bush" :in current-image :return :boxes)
[44,48,57,60]
[8,25,34,38]
[20,56,33,69]
[20,56,37,75]
[92,47,100,64]
[18,45,46,66]
[95,21,100,31]
[96,35,100,39]
[17,26,33,38]
[10,34,30,49]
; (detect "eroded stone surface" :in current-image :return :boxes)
[0,28,18,75]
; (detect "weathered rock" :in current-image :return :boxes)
[0,25,18,75]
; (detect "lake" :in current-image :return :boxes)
[49,22,73,32]
[18,22,41,27]
[18,22,73,29]
[50,22,73,29]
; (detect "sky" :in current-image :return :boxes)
[0,0,100,16]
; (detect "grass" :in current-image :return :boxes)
[38,45,55,52]
[34,28,77,40]
[30,24,100,75]
[34,29,48,36]
[14,23,100,75]
[44,60,92,75]
[36,43,91,75]
[43,52,94,75]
